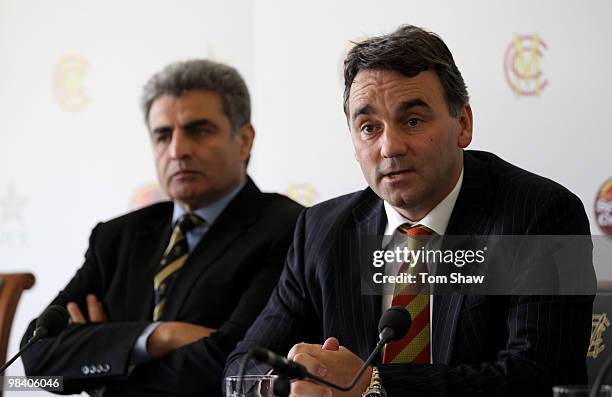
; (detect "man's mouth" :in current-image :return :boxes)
[383,169,415,179]
[171,170,200,179]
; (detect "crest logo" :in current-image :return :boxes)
[287,183,319,207]
[504,34,548,96]
[0,184,30,247]
[53,54,89,112]
[589,312,610,359]
[595,178,612,236]
[129,183,168,210]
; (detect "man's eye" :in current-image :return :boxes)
[155,133,171,143]
[191,127,212,137]
[361,124,377,134]
[405,118,422,127]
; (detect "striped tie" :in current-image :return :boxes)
[153,213,203,321]
[383,224,433,364]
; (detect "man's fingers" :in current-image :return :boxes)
[288,342,323,360]
[292,352,328,378]
[66,302,86,324]
[86,294,107,322]
[290,380,332,397]
[321,337,340,351]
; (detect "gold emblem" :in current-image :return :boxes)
[53,54,89,112]
[286,183,319,207]
[0,184,29,225]
[504,34,548,96]
[589,312,610,358]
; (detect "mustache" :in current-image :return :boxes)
[166,162,202,177]
[377,157,415,175]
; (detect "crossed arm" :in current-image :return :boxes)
[66,294,215,359]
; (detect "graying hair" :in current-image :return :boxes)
[141,59,251,132]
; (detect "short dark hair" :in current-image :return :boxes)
[141,59,251,132]
[343,25,469,118]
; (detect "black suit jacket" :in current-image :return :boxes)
[21,177,303,396]
[225,151,594,396]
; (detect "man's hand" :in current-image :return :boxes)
[67,294,107,323]
[287,337,372,397]
[146,322,216,359]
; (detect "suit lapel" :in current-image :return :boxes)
[126,204,173,320]
[160,179,262,320]
[432,151,495,364]
[334,188,386,359]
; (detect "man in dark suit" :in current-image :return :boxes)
[21,59,303,396]
[224,26,594,396]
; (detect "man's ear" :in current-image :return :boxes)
[457,104,473,149]
[237,123,255,161]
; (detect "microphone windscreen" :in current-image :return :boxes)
[36,305,69,337]
[378,306,412,342]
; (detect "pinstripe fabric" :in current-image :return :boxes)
[224,151,594,397]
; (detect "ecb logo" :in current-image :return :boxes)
[504,34,548,96]
[287,183,319,207]
[53,54,89,112]
[595,178,612,236]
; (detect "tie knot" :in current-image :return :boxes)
[397,223,433,237]
[176,214,204,233]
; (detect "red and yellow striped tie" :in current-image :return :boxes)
[382,224,433,364]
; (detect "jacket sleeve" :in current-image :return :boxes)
[20,223,151,394]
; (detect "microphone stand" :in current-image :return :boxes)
[0,328,47,375]
[238,330,390,396]
[301,335,387,392]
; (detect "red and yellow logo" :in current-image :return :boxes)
[129,183,168,210]
[53,54,89,112]
[504,34,548,96]
[595,178,612,236]
[287,183,319,207]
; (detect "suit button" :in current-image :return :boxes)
[81,365,90,375]
[96,364,104,373]
[89,365,97,374]
[103,364,111,373]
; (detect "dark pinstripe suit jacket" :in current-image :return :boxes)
[225,150,594,396]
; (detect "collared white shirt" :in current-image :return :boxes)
[381,167,464,362]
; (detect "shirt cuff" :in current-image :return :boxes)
[131,322,161,365]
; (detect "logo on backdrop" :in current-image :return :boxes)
[287,183,319,207]
[504,34,548,96]
[0,184,30,247]
[595,178,612,236]
[129,183,168,210]
[53,54,89,112]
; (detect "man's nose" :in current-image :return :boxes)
[168,129,191,159]
[380,124,407,159]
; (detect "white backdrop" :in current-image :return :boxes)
[1,0,611,395]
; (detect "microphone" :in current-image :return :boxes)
[249,306,411,394]
[0,305,69,374]
[33,305,70,340]
[249,347,308,380]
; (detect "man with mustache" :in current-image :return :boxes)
[225,25,593,396]
[21,59,303,396]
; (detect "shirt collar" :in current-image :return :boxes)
[172,180,246,227]
[384,167,464,236]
